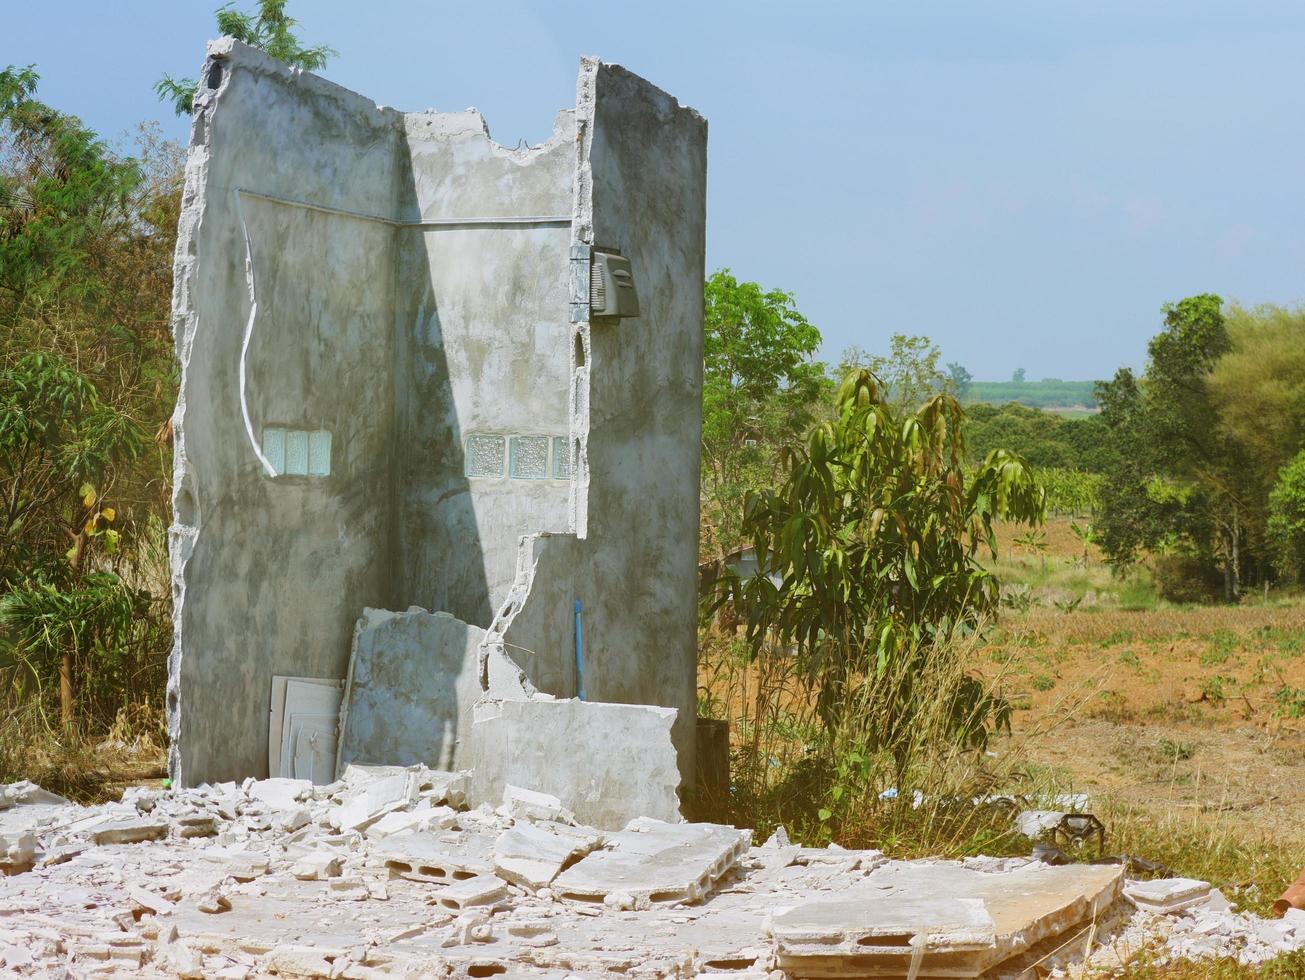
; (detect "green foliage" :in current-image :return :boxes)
[1267,451,1305,581]
[717,370,1044,757]
[945,362,972,399]
[0,572,159,725]
[0,67,177,737]
[0,353,145,579]
[964,401,1110,472]
[701,269,825,558]
[156,0,336,115]
[1,67,142,305]
[1040,468,1104,516]
[837,334,949,411]
[1012,367,1026,383]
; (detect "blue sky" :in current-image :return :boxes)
[7,1,1305,380]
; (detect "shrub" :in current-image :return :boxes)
[1152,554,1224,604]
[1267,451,1305,582]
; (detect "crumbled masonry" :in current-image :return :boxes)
[5,775,1300,977]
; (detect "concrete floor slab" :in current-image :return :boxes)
[552,818,750,908]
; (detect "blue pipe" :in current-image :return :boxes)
[574,598,585,701]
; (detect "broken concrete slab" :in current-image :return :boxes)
[552,818,750,908]
[433,875,507,911]
[1125,877,1212,914]
[336,608,487,775]
[468,697,681,829]
[493,820,603,890]
[91,818,170,846]
[772,896,997,971]
[773,861,1124,978]
[374,831,495,883]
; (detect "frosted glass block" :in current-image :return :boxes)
[285,430,309,476]
[308,430,332,476]
[510,436,550,479]
[552,436,572,480]
[262,427,286,476]
[465,434,505,478]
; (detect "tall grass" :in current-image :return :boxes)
[696,622,1070,854]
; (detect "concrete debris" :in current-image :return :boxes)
[1014,809,1066,839]
[1125,876,1213,914]
[552,817,751,908]
[4,777,1301,977]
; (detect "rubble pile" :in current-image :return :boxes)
[0,772,1294,978]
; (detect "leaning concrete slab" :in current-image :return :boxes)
[467,697,681,829]
[335,608,487,773]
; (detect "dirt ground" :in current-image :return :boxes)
[984,522,1305,845]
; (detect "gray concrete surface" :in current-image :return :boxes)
[170,40,706,790]
[467,697,681,829]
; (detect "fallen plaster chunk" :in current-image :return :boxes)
[1,829,36,870]
[334,767,418,832]
[292,850,342,880]
[246,777,312,811]
[0,781,69,808]
[552,818,750,909]
[501,784,573,824]
[364,804,454,840]
[469,698,681,829]
[92,818,170,845]
[1014,809,1066,838]
[493,820,603,890]
[1125,877,1213,914]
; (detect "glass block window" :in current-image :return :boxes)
[464,432,571,480]
[307,431,332,476]
[465,434,506,478]
[509,436,550,479]
[285,430,309,475]
[552,436,572,480]
[263,427,331,477]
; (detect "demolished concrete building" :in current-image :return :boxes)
[168,39,706,800]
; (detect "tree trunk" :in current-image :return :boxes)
[1231,506,1241,600]
[62,529,86,729]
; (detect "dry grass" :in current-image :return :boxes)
[0,698,166,802]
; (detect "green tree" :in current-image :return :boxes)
[945,361,973,400]
[701,270,825,559]
[1012,367,1026,383]
[716,370,1044,751]
[156,0,336,115]
[838,334,948,411]
[1,67,178,735]
[1267,452,1305,582]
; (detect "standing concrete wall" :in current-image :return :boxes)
[171,42,705,789]
[394,110,575,627]
[169,40,403,784]
[503,60,707,786]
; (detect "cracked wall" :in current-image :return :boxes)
[170,40,705,789]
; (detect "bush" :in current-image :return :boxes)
[1152,554,1225,604]
[1267,451,1305,582]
